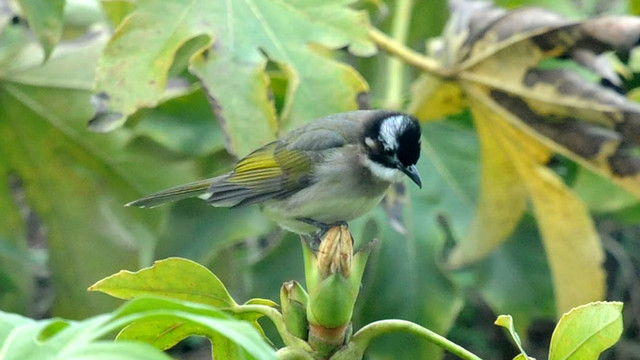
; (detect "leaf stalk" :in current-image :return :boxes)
[331,319,483,360]
[383,0,414,109]
[368,27,452,79]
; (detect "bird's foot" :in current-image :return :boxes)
[299,234,321,252]
[297,218,348,250]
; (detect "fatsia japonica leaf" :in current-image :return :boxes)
[111,297,277,360]
[0,296,276,360]
[89,258,276,358]
[0,309,173,360]
[0,23,198,317]
[94,0,374,157]
[14,0,65,59]
[409,0,640,314]
[466,92,605,314]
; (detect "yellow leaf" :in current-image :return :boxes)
[405,0,634,315]
[515,156,605,314]
[409,74,466,121]
[478,93,605,314]
[448,103,527,266]
[417,3,640,196]
[450,88,606,314]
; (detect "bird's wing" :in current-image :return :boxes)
[207,128,346,207]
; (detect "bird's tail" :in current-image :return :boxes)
[126,178,218,208]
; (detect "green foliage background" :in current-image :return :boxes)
[1,0,639,359]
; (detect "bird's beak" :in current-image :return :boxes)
[401,164,422,188]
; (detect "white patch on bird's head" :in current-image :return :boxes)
[378,115,408,151]
[363,157,404,182]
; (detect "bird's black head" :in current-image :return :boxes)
[363,112,422,187]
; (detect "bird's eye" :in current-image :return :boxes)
[384,148,393,156]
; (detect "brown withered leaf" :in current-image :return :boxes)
[409,0,640,314]
[416,2,640,192]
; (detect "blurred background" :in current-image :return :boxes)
[1,0,639,359]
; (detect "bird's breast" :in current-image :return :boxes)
[261,146,391,233]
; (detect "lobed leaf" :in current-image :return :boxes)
[0,310,171,360]
[409,75,466,121]
[94,0,374,156]
[0,27,198,318]
[0,296,276,360]
[111,297,275,360]
[14,0,65,59]
[447,3,640,197]
[411,0,640,313]
[466,92,605,314]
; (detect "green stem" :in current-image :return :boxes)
[368,28,451,79]
[231,304,312,351]
[383,0,414,109]
[331,320,483,360]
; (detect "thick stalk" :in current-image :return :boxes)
[383,0,414,109]
[368,28,451,78]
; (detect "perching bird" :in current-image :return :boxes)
[127,110,422,235]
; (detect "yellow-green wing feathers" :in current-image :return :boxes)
[127,118,351,209]
[206,141,314,207]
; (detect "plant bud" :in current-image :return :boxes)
[316,225,353,278]
[302,224,376,355]
[280,281,309,340]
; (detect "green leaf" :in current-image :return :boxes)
[477,216,556,335]
[155,200,273,265]
[211,335,254,360]
[245,298,279,308]
[63,342,175,360]
[0,20,34,313]
[112,297,276,360]
[100,1,136,28]
[94,0,374,156]
[89,257,237,308]
[117,319,207,351]
[0,311,35,339]
[0,296,276,360]
[494,315,529,359]
[15,0,65,59]
[0,26,212,317]
[0,31,178,318]
[549,301,624,360]
[0,17,31,73]
[130,88,225,156]
[572,168,639,213]
[0,237,34,314]
[0,310,172,360]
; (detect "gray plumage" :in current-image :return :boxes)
[127,110,422,234]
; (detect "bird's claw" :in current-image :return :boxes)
[297,218,348,250]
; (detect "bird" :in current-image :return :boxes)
[126,110,422,237]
